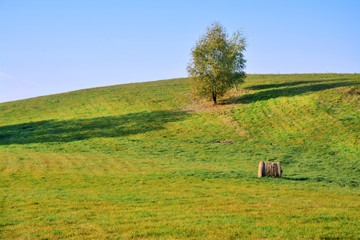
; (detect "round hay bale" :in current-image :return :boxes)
[258,161,282,178]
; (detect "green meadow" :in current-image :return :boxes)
[1,73,360,239]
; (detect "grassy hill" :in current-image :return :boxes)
[1,73,360,239]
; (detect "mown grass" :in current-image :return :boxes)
[0,74,360,239]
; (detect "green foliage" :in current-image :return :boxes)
[187,22,246,104]
[0,74,360,239]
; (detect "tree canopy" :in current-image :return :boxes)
[187,22,246,104]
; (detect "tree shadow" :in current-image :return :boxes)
[0,110,190,145]
[244,80,328,90]
[223,80,358,104]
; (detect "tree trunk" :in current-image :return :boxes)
[212,92,217,104]
[258,162,282,177]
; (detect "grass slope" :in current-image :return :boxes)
[0,74,360,239]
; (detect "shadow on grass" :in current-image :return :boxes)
[244,80,327,90]
[223,80,357,104]
[0,110,189,145]
[282,177,309,181]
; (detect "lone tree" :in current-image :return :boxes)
[187,22,246,104]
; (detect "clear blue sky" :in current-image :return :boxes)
[1,0,359,103]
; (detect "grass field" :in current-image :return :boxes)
[1,73,360,239]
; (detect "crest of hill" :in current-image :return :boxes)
[1,73,360,239]
[0,73,359,187]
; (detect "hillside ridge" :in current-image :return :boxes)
[1,73,360,239]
